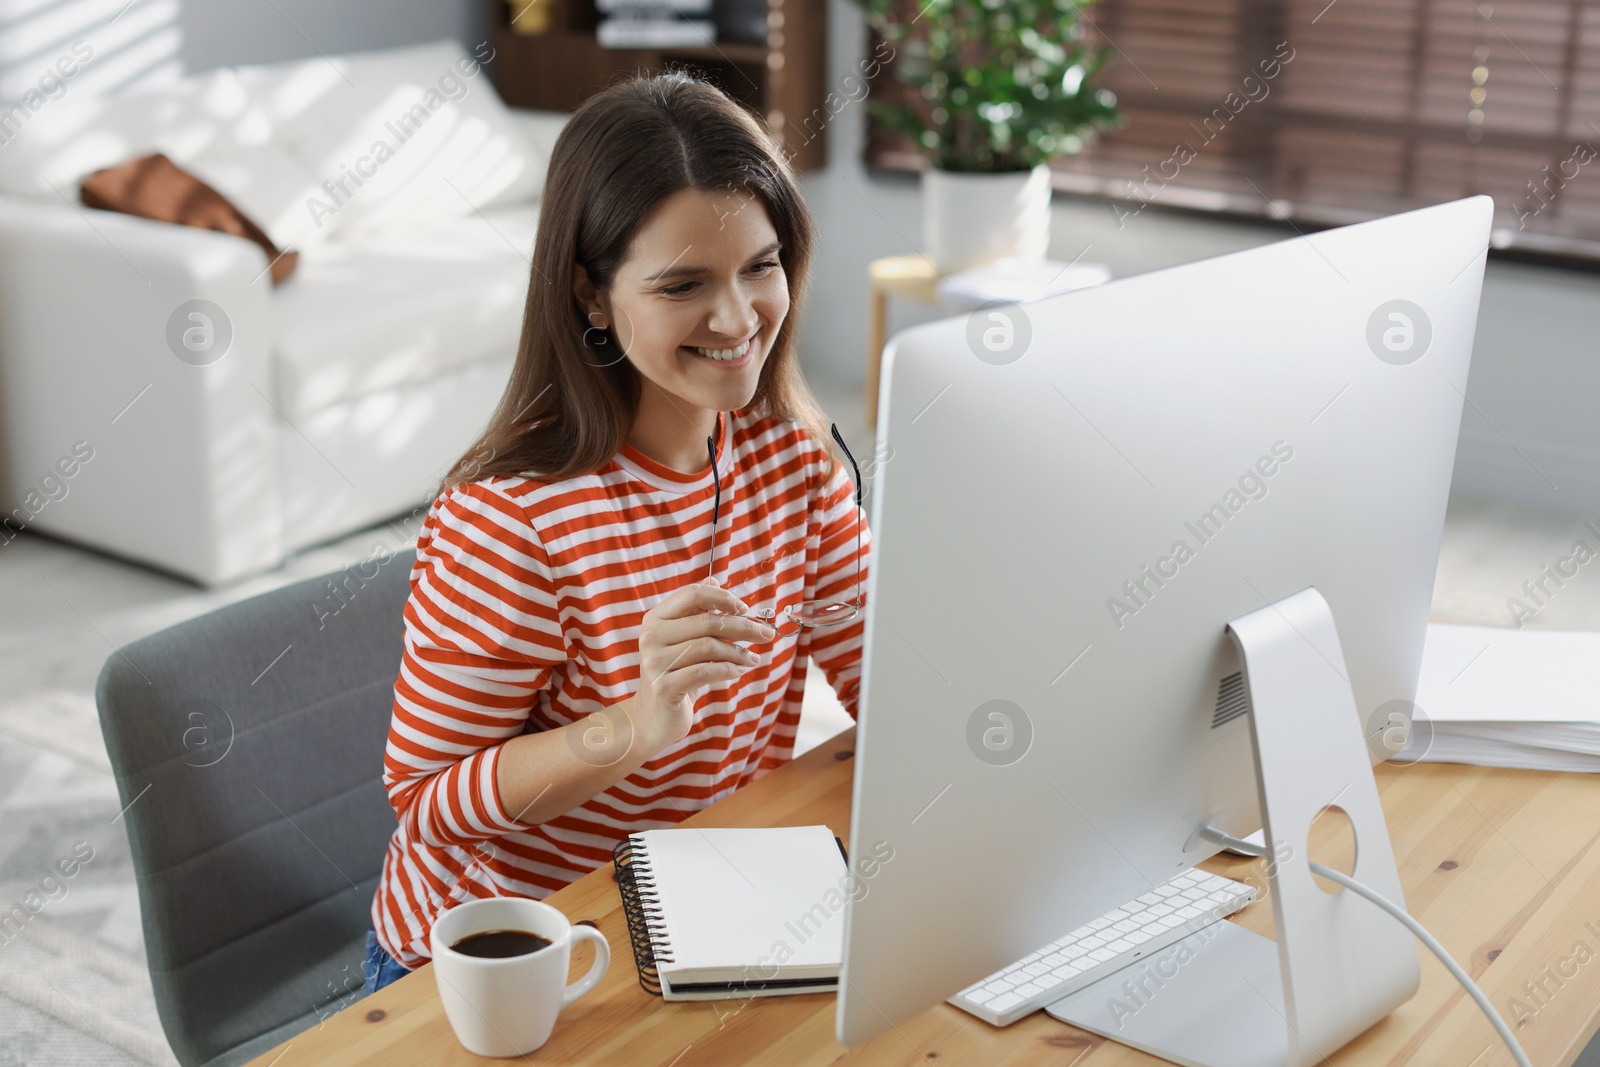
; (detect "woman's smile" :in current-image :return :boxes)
[680,330,760,369]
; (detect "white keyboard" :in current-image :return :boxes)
[947,869,1257,1027]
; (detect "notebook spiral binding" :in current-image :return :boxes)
[612,834,670,997]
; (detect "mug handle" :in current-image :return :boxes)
[562,925,611,1007]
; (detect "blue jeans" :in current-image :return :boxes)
[363,928,412,995]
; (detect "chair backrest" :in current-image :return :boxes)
[96,550,415,1066]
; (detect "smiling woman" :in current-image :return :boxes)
[364,71,870,986]
[443,70,837,487]
[571,184,792,471]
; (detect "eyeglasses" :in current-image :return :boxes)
[707,422,864,636]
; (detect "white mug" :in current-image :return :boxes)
[429,897,610,1057]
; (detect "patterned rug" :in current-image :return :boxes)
[0,688,177,1066]
[0,519,419,1067]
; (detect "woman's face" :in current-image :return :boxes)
[580,187,789,415]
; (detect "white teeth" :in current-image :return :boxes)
[691,338,752,362]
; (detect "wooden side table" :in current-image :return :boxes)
[866,254,942,430]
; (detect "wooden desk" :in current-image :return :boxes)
[251,728,1600,1066]
[866,254,942,431]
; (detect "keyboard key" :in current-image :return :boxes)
[987,976,1017,993]
[1135,891,1164,906]
[1126,929,1154,945]
[1023,962,1052,978]
[1088,917,1114,931]
[1106,938,1134,953]
[1089,947,1118,963]
[1080,935,1107,950]
[1013,982,1043,998]
[966,988,997,1005]
[1063,944,1090,960]
[1148,903,1174,917]
[1041,952,1067,967]
[1036,973,1064,991]
[988,992,1025,1014]
[1112,919,1142,933]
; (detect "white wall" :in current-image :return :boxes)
[797,0,1600,519]
[0,0,485,100]
[179,1,488,73]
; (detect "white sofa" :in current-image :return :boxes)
[0,40,566,585]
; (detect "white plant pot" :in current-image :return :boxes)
[922,164,1053,274]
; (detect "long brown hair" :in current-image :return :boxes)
[439,70,839,495]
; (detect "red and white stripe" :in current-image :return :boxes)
[371,409,868,967]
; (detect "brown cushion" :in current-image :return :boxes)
[80,153,299,285]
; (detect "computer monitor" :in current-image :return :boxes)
[836,196,1494,1061]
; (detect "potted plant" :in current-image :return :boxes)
[850,0,1122,273]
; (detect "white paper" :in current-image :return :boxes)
[1415,623,1600,724]
[637,824,848,986]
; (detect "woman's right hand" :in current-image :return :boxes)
[634,578,777,749]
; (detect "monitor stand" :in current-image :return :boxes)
[1044,587,1421,1067]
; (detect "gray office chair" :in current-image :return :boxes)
[96,550,415,1067]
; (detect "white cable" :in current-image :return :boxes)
[1200,827,1532,1067]
[1305,860,1531,1067]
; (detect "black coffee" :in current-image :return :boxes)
[450,929,552,958]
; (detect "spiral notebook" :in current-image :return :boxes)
[612,825,849,1001]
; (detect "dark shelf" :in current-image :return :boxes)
[489,1,827,173]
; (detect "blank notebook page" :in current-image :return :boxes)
[636,825,848,982]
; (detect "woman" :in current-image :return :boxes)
[363,70,869,992]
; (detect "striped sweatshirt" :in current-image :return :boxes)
[371,408,869,967]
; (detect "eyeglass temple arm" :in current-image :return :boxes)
[828,423,867,610]
[706,434,720,583]
[830,423,864,507]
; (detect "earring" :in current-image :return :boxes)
[583,310,609,347]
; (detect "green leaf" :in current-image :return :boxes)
[844,0,1123,172]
